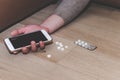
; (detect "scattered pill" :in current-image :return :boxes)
[57,46,61,50]
[81,41,85,44]
[59,44,63,47]
[75,41,79,44]
[60,48,65,51]
[55,41,68,52]
[81,44,86,47]
[55,42,59,45]
[84,42,88,46]
[78,42,82,46]
[78,40,81,42]
[65,46,68,49]
[47,54,52,58]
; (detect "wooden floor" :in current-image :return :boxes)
[0,4,120,80]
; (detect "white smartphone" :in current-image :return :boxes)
[4,30,52,54]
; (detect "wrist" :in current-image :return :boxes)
[40,26,50,34]
[40,14,65,34]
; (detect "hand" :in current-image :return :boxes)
[11,25,48,54]
[11,25,49,36]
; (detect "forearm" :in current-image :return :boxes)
[40,0,90,33]
[40,14,64,33]
[54,0,90,24]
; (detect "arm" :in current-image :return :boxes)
[11,0,90,53]
[40,0,90,33]
[11,0,90,35]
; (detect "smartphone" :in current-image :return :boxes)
[4,30,52,54]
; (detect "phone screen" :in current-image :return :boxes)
[9,31,47,49]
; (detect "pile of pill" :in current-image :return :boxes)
[46,41,69,58]
[74,39,97,51]
[55,41,68,51]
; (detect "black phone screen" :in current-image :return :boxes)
[9,31,47,48]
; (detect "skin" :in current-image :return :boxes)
[11,14,64,54]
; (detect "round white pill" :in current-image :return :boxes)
[57,46,61,50]
[78,42,82,46]
[81,41,85,44]
[60,48,65,51]
[84,42,88,46]
[55,42,61,46]
[55,41,59,44]
[77,40,81,42]
[75,41,79,45]
[59,44,63,47]
[55,41,58,43]
[65,45,68,49]
[81,44,86,47]
[47,54,52,58]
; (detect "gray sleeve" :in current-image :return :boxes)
[54,0,90,24]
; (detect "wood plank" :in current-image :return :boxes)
[0,4,120,80]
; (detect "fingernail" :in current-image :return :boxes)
[31,41,37,52]
[22,47,29,54]
[39,41,45,49]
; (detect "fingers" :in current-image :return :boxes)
[31,41,37,52]
[21,41,45,54]
[31,41,45,52]
[11,29,19,36]
[22,47,29,54]
[39,41,45,49]
[11,27,26,36]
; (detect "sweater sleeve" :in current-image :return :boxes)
[54,0,90,24]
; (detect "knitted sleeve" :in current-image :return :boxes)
[54,0,90,24]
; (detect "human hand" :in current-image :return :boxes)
[11,25,49,54]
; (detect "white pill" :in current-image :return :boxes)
[65,45,68,49]
[77,40,81,42]
[84,42,88,46]
[55,41,59,44]
[55,42,61,46]
[81,41,85,44]
[57,46,61,50]
[59,42,63,46]
[60,48,65,51]
[78,42,82,46]
[81,44,86,47]
[59,44,63,47]
[75,41,79,44]
[47,54,52,58]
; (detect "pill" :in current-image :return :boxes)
[60,48,65,51]
[65,46,68,49]
[47,54,52,58]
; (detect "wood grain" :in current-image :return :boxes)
[0,4,120,80]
